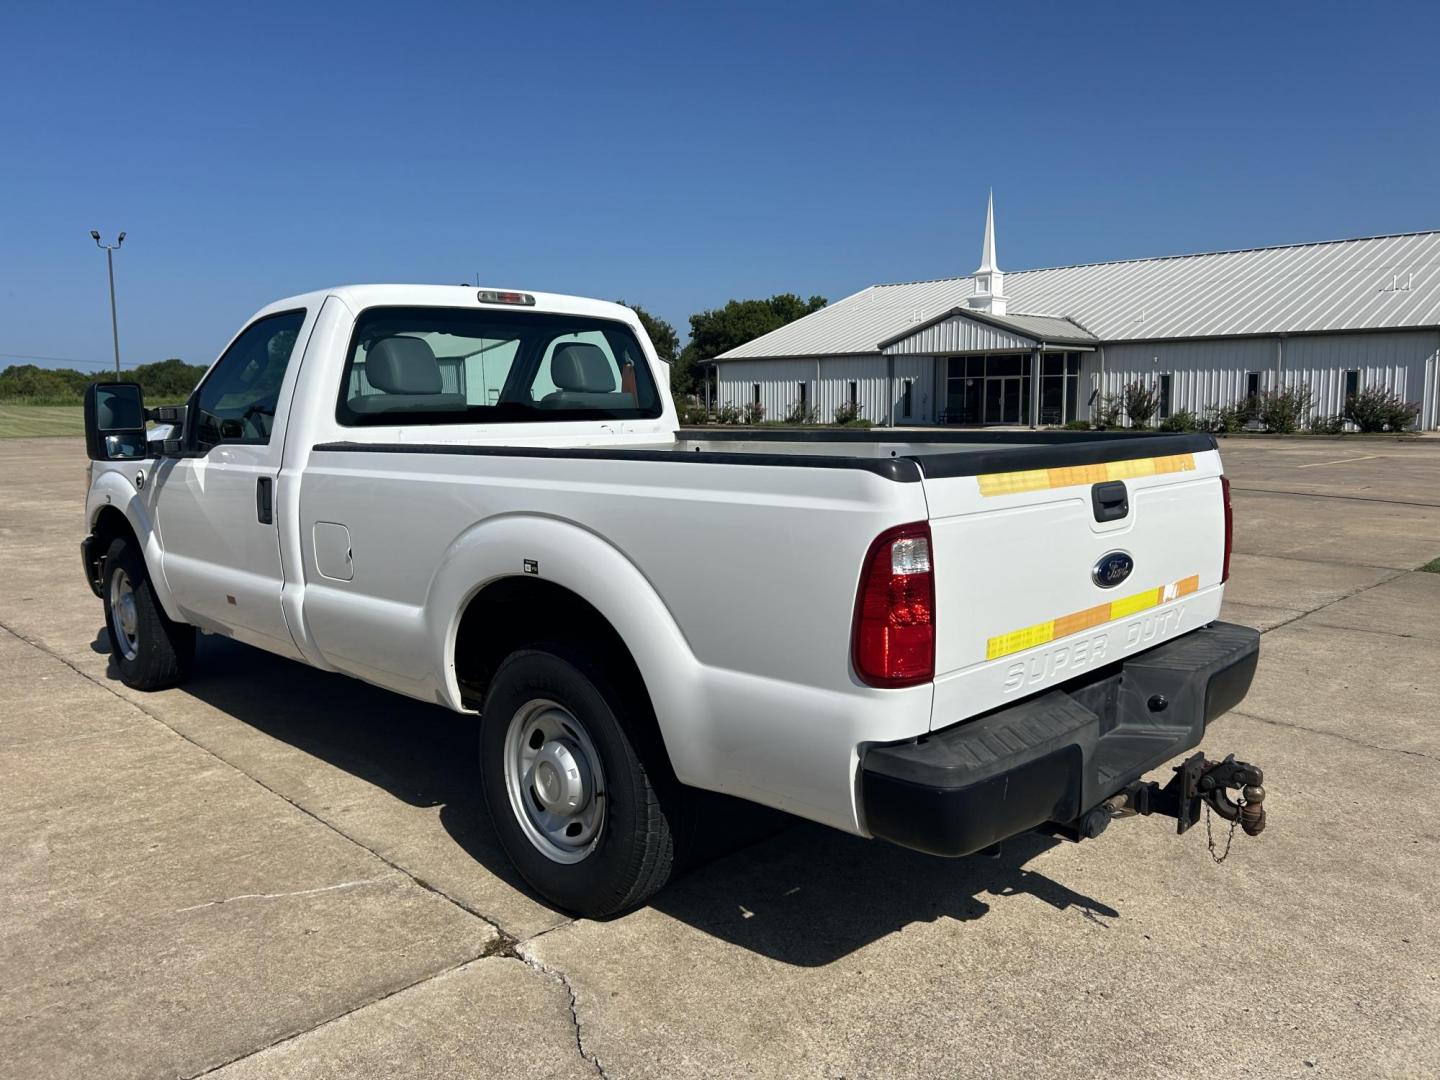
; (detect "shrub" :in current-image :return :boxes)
[1344,386,1420,432]
[1061,419,1092,430]
[1309,414,1345,435]
[673,396,707,425]
[1120,380,1162,428]
[1157,409,1201,432]
[1092,394,1123,429]
[713,404,742,425]
[784,401,819,425]
[1255,384,1314,434]
[741,402,766,425]
[1205,399,1254,434]
[833,401,864,425]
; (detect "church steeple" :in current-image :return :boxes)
[966,189,1008,315]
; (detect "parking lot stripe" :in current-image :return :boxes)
[1295,454,1383,468]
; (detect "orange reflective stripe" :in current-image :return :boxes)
[976,453,1196,497]
[985,573,1202,661]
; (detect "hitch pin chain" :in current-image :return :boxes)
[1100,753,1268,861]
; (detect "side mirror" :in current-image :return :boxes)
[83,382,150,462]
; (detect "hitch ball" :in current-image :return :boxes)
[1240,784,1267,836]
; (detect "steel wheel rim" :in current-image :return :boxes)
[503,698,606,864]
[109,568,140,662]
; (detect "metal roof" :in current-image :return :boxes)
[715,230,1440,360]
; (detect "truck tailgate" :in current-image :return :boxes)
[920,437,1227,730]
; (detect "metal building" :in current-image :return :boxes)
[711,194,1440,430]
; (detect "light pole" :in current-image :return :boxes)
[90,230,126,374]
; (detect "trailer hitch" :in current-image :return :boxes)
[1103,753,1267,837]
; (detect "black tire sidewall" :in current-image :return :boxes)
[479,648,669,917]
[102,536,191,688]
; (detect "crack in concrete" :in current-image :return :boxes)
[173,873,401,913]
[1230,485,1440,509]
[182,951,500,1079]
[0,622,515,940]
[1229,709,1438,763]
[2,621,599,1076]
[1254,568,1410,636]
[515,937,609,1080]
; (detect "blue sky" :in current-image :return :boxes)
[3,0,1438,370]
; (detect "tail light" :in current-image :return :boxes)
[853,523,935,687]
[1220,475,1234,583]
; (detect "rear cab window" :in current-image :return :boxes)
[336,306,661,425]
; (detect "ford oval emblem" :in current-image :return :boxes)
[1092,551,1134,589]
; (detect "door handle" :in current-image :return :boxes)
[256,477,274,525]
[1091,480,1129,523]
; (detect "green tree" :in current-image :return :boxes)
[0,358,207,404]
[676,293,827,397]
[618,302,679,363]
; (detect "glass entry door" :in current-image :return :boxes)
[983,376,1023,424]
[945,354,1032,425]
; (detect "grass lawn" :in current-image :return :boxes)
[0,404,85,438]
[1420,556,1440,574]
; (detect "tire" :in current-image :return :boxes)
[479,646,678,918]
[102,535,195,690]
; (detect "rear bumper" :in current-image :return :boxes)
[860,621,1259,856]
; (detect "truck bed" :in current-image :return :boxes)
[676,428,1217,480]
[316,428,1217,483]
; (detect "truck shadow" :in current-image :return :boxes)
[95,629,1120,966]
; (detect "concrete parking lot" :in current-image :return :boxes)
[2,435,1437,1080]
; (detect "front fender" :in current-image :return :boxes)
[425,513,706,782]
[86,466,180,621]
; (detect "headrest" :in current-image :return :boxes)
[551,343,615,393]
[366,336,442,395]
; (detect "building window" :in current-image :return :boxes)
[798,381,807,409]
[901,378,913,419]
[1158,373,1173,419]
[752,383,761,406]
[1246,371,1261,399]
[848,380,858,408]
[1344,369,1361,402]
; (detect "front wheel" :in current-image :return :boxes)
[102,536,195,690]
[479,647,678,918]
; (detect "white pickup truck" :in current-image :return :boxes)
[81,285,1266,916]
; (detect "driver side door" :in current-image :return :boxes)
[155,308,310,659]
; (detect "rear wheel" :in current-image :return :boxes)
[102,536,195,690]
[479,646,678,918]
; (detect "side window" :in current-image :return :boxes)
[530,331,624,403]
[194,311,306,449]
[524,328,642,408]
[464,339,521,405]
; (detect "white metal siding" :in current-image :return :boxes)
[891,355,935,423]
[713,358,816,421]
[1090,332,1439,429]
[1097,339,1277,419]
[721,331,1439,429]
[716,356,892,424]
[883,314,1038,354]
[1280,331,1438,428]
[815,355,890,424]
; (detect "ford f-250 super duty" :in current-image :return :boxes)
[80,285,1267,917]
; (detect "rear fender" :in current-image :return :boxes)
[427,514,705,781]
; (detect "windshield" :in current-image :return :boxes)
[337,306,662,426]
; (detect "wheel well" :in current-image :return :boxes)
[89,505,137,581]
[454,576,672,773]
